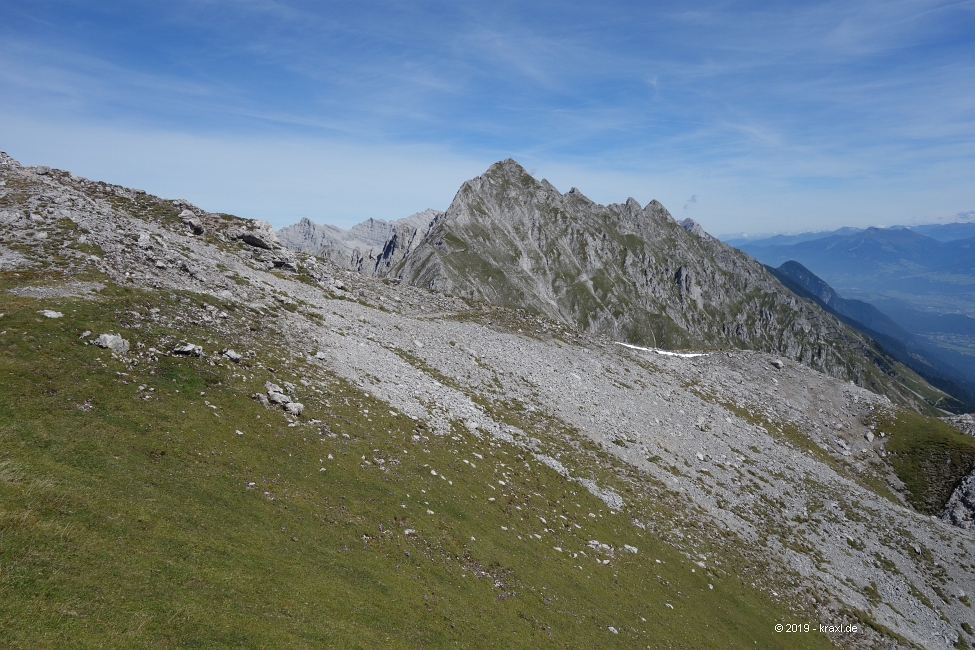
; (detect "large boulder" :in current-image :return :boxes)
[179,209,204,234]
[232,220,280,250]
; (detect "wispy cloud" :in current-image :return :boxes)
[0,0,973,234]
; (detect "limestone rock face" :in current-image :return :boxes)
[276,160,947,408]
[386,161,899,387]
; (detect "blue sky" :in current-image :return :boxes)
[2,0,974,235]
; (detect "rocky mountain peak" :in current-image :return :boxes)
[278,160,959,413]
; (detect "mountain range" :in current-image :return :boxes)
[770,261,975,410]
[723,221,975,247]
[735,227,975,309]
[281,159,965,415]
[733,225,975,379]
[5,151,975,648]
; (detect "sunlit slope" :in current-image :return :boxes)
[0,279,829,649]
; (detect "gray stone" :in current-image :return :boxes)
[284,402,305,415]
[179,210,204,234]
[93,333,130,354]
[172,343,203,356]
[231,220,279,250]
[38,310,63,318]
[252,392,270,408]
[223,349,242,363]
[268,392,290,405]
[770,359,784,369]
[265,381,284,394]
[35,166,50,175]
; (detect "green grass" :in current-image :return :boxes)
[879,409,975,514]
[0,277,835,648]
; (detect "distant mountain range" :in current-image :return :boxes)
[733,226,975,313]
[723,221,975,247]
[771,261,975,410]
[726,223,975,401]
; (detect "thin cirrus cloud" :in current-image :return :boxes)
[0,0,972,233]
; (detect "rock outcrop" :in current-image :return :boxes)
[942,471,975,529]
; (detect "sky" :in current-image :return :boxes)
[1,0,974,236]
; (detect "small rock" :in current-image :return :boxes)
[284,402,304,415]
[770,359,784,369]
[38,310,63,318]
[34,231,48,241]
[222,349,242,363]
[252,393,270,408]
[268,392,290,405]
[265,381,284,394]
[623,544,638,554]
[93,333,130,354]
[36,166,50,175]
[865,431,875,442]
[696,452,705,462]
[172,343,203,356]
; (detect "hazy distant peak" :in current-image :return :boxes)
[392,208,443,239]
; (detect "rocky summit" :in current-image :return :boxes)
[3,151,975,649]
[284,159,961,416]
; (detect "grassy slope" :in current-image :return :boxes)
[0,273,834,649]
[878,409,975,515]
